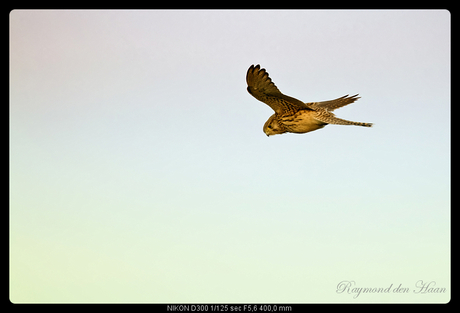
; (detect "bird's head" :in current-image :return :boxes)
[263,114,286,136]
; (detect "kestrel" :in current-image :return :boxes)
[246,64,373,136]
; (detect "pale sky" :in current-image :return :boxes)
[10,10,450,303]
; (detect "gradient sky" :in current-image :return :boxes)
[10,10,450,303]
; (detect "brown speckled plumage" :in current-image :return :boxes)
[246,64,373,136]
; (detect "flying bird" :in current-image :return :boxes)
[246,64,373,136]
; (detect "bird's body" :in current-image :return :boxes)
[246,64,373,136]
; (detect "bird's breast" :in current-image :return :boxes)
[280,110,327,134]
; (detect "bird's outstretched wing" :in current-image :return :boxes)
[246,64,311,114]
[307,94,360,112]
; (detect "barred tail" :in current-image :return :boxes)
[328,117,373,127]
[314,112,373,127]
[338,119,373,127]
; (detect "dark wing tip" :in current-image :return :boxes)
[341,94,361,103]
[350,94,361,102]
[247,64,264,86]
[248,64,260,72]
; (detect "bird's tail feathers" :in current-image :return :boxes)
[315,113,373,127]
[328,117,373,127]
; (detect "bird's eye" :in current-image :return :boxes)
[268,125,272,129]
